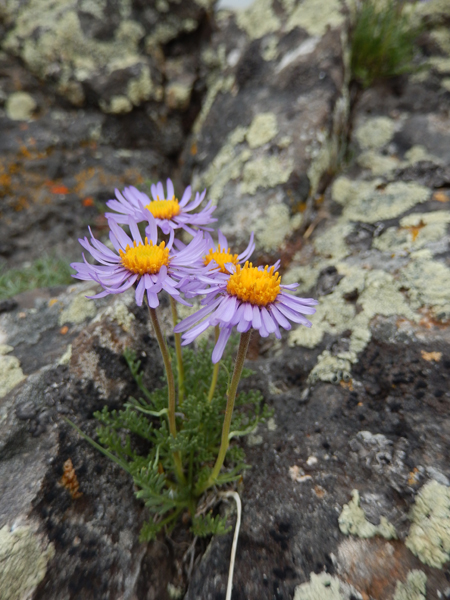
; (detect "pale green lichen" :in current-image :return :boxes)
[100,95,133,114]
[373,211,450,254]
[393,570,427,600]
[59,290,97,325]
[290,264,417,382]
[253,203,302,252]
[0,524,55,600]
[286,0,345,36]
[400,254,450,321]
[194,126,250,203]
[354,116,396,151]
[5,92,36,120]
[339,489,397,539]
[193,74,235,135]
[428,56,450,74]
[293,572,357,600]
[245,112,278,149]
[261,35,279,61]
[357,145,439,176]
[0,345,25,399]
[405,479,450,568]
[338,180,430,223]
[58,344,72,366]
[166,82,192,110]
[128,64,160,105]
[442,78,450,92]
[107,301,136,333]
[431,27,450,55]
[241,155,293,195]
[2,1,159,109]
[236,0,281,40]
[357,151,400,175]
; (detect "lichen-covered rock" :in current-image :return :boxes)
[181,0,350,254]
[0,284,185,599]
[0,0,215,112]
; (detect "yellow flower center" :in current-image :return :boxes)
[145,196,180,220]
[204,245,239,273]
[226,262,281,306]
[119,238,170,276]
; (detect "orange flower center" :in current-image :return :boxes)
[119,238,170,276]
[145,196,180,220]
[204,245,239,273]
[226,262,280,306]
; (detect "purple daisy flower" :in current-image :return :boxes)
[174,261,318,363]
[70,218,207,308]
[105,179,216,236]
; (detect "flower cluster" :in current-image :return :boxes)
[72,178,317,358]
[71,177,318,543]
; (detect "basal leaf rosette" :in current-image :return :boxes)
[70,218,207,308]
[175,260,318,363]
[105,179,216,236]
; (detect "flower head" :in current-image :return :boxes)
[174,260,318,363]
[105,179,216,236]
[71,217,207,308]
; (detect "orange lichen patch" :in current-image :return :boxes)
[314,485,326,498]
[19,145,32,159]
[340,379,354,391]
[401,219,425,242]
[408,467,420,486]
[60,325,69,335]
[433,190,449,202]
[190,142,197,155]
[49,184,69,194]
[421,350,442,362]
[14,197,30,211]
[61,458,83,499]
[83,197,94,207]
[338,538,419,600]
[48,298,59,307]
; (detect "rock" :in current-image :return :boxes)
[181,0,350,255]
[0,0,215,114]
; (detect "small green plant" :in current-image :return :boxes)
[74,340,269,540]
[350,0,422,88]
[0,255,73,300]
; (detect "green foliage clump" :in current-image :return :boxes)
[0,255,73,300]
[350,0,422,88]
[83,340,269,541]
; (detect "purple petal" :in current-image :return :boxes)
[212,327,232,363]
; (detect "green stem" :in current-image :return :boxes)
[199,330,252,493]
[148,306,185,484]
[169,296,185,405]
[207,325,221,403]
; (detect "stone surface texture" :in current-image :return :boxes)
[1,0,450,599]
